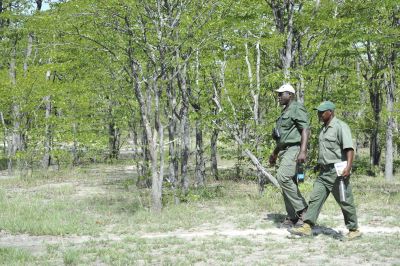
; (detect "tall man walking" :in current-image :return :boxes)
[289,101,362,240]
[269,84,310,228]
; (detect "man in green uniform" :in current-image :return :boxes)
[269,84,310,228]
[289,101,362,240]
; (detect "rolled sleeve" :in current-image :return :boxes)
[339,122,354,150]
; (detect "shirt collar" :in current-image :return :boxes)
[323,116,338,131]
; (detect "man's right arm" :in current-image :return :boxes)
[269,147,279,166]
[297,128,310,163]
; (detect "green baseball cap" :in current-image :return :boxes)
[314,101,335,111]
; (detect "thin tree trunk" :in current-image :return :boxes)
[210,129,219,180]
[282,3,294,80]
[152,81,163,212]
[255,40,261,125]
[23,33,33,77]
[72,122,79,166]
[166,73,179,203]
[42,70,52,169]
[137,121,150,187]
[42,95,52,168]
[179,63,190,195]
[210,59,225,181]
[108,120,120,160]
[384,60,395,181]
[195,119,205,187]
[369,84,382,168]
[0,112,7,157]
[129,118,141,178]
[107,96,120,160]
[194,50,205,187]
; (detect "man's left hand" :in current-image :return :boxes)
[342,167,351,178]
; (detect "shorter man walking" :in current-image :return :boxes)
[289,101,362,240]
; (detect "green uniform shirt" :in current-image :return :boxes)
[276,101,310,148]
[318,117,354,165]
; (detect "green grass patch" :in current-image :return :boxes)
[0,247,33,265]
[0,190,101,235]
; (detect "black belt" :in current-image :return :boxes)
[319,163,335,171]
[279,143,300,150]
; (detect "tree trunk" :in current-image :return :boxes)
[0,112,7,156]
[369,84,382,168]
[72,122,79,166]
[166,74,179,203]
[108,120,120,160]
[210,128,219,180]
[179,63,190,195]
[282,2,294,80]
[137,121,150,187]
[384,59,395,181]
[195,118,205,187]
[194,50,205,187]
[23,33,33,77]
[129,117,144,181]
[210,59,224,181]
[42,70,52,169]
[152,80,163,212]
[107,98,120,160]
[42,95,52,168]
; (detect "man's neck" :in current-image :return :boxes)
[324,115,335,127]
[284,99,294,110]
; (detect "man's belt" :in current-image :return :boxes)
[319,163,335,171]
[279,142,300,149]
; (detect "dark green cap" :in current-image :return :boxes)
[314,101,335,111]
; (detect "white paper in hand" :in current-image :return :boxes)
[334,161,347,176]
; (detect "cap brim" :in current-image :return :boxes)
[275,89,295,93]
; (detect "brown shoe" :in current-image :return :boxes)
[289,223,312,236]
[346,229,362,240]
[279,217,298,229]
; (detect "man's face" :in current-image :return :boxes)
[318,110,332,123]
[278,91,291,106]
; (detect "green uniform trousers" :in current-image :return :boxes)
[304,166,358,230]
[276,145,307,219]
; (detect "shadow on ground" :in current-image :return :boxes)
[264,213,287,226]
[312,225,344,240]
[264,213,344,240]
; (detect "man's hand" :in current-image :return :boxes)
[343,148,354,179]
[342,166,351,178]
[297,150,307,163]
[269,153,278,166]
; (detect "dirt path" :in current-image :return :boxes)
[1,225,399,256]
[140,225,400,239]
